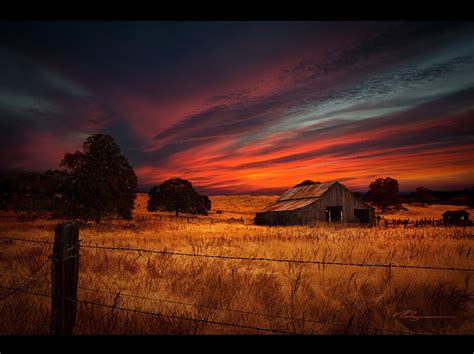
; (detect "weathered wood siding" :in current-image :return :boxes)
[307,182,374,223]
[255,182,375,226]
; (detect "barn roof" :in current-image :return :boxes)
[277,182,336,202]
[257,181,338,213]
[442,210,470,216]
[259,198,318,212]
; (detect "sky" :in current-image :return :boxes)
[0,21,473,194]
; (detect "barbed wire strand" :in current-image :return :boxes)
[75,285,413,335]
[0,236,53,245]
[1,236,472,272]
[0,240,79,303]
[0,285,294,335]
[0,258,51,301]
[0,274,413,335]
[79,243,474,272]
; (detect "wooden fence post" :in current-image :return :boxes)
[51,220,80,335]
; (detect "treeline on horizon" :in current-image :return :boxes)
[136,185,474,200]
[398,190,474,206]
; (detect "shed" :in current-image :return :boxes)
[254,181,375,226]
[442,210,470,224]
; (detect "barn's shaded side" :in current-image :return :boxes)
[254,181,375,226]
[442,210,470,225]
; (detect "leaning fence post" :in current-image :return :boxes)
[51,220,80,335]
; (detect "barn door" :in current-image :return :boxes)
[326,206,343,223]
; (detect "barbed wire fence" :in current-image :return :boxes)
[0,223,472,335]
[377,217,472,228]
[0,273,414,335]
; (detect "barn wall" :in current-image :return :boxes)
[254,210,299,226]
[312,182,374,223]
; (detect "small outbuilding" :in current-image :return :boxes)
[254,181,375,226]
[442,210,470,224]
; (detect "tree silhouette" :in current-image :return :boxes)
[147,178,211,216]
[58,134,138,223]
[366,177,399,212]
[0,171,55,221]
[414,187,434,207]
[293,180,321,188]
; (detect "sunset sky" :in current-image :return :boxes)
[0,21,473,194]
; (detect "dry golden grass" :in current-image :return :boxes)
[134,193,278,222]
[379,203,474,221]
[0,195,473,335]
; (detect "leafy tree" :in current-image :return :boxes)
[0,171,55,221]
[42,169,72,218]
[365,177,400,212]
[293,180,321,188]
[58,134,138,223]
[147,178,211,216]
[414,187,434,207]
[0,173,12,211]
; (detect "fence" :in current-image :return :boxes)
[139,214,245,225]
[377,217,472,228]
[1,222,473,335]
[148,214,470,228]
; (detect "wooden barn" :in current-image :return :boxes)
[254,181,375,226]
[442,210,470,225]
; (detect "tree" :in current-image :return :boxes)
[414,187,434,207]
[147,177,211,216]
[293,180,321,188]
[58,134,138,223]
[42,169,72,219]
[0,171,55,221]
[365,177,400,212]
[0,173,13,211]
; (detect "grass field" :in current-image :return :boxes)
[0,194,473,334]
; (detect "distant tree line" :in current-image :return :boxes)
[400,187,474,207]
[0,170,58,222]
[362,177,474,210]
[363,177,440,211]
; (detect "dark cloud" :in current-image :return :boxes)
[0,47,147,171]
[280,21,472,85]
